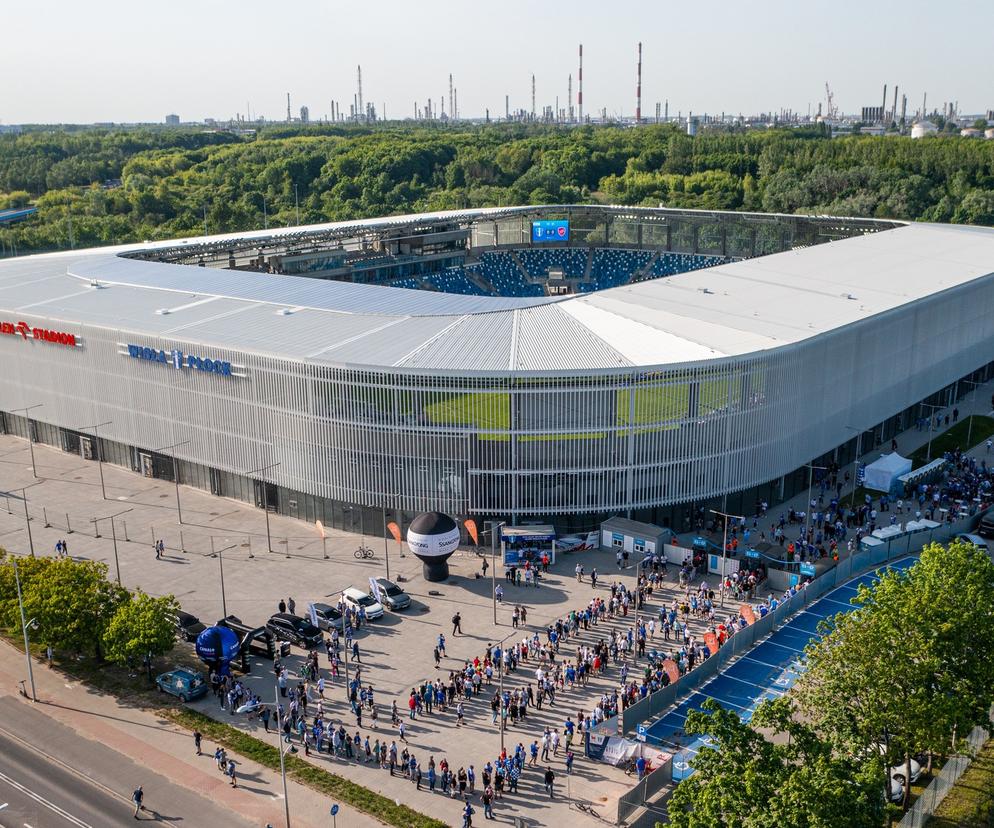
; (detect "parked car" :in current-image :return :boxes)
[342,586,384,620]
[155,668,208,702]
[373,578,411,611]
[977,511,994,539]
[266,613,323,649]
[311,602,344,631]
[955,532,990,552]
[174,610,206,642]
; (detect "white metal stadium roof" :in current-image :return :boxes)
[1,216,993,374]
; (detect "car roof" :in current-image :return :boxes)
[343,586,369,596]
[375,578,400,589]
[176,610,199,621]
[312,602,338,612]
[958,533,986,542]
[270,612,302,622]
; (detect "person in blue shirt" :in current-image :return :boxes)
[635,755,647,779]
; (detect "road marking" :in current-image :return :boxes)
[0,771,91,827]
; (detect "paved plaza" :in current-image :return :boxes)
[0,434,725,826]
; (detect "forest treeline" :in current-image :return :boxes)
[1,122,993,252]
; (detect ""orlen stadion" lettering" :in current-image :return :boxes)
[127,344,232,376]
[1,320,77,347]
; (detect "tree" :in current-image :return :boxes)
[667,698,884,828]
[102,592,179,675]
[794,541,994,809]
[20,558,127,657]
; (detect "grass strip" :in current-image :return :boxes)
[166,708,447,828]
[927,739,994,828]
[911,416,994,466]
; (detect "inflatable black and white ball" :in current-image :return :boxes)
[407,511,460,582]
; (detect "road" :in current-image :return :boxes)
[0,697,250,828]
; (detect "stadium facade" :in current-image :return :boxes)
[2,205,994,537]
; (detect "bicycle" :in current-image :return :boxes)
[354,545,374,559]
[575,801,602,819]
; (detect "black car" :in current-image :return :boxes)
[266,613,323,649]
[311,602,344,631]
[175,610,207,642]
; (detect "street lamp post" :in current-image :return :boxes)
[709,508,744,607]
[802,463,828,551]
[485,521,506,625]
[76,420,112,500]
[11,482,43,557]
[13,404,43,478]
[921,403,944,462]
[844,426,863,511]
[211,539,238,618]
[245,462,281,553]
[91,508,133,585]
[274,680,292,828]
[12,558,37,702]
[959,380,983,448]
[495,630,514,753]
[152,441,191,524]
[381,503,391,581]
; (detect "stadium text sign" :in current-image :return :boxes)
[0,320,77,347]
[126,344,233,376]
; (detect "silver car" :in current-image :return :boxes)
[374,578,411,611]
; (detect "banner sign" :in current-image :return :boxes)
[1,320,77,347]
[125,344,233,376]
[368,577,383,603]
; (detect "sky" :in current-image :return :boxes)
[2,0,992,124]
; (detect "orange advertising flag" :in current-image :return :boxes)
[464,519,479,546]
[386,521,402,544]
[315,520,326,539]
[740,604,757,625]
[703,631,720,654]
[662,659,680,685]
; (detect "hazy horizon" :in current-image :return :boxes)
[2,0,992,125]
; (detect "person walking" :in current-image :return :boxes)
[278,599,287,614]
[132,785,144,818]
[227,759,237,788]
[452,612,462,635]
[288,597,296,615]
[543,766,555,798]
[482,784,495,819]
[193,730,202,755]
[154,540,161,560]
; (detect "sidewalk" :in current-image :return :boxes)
[0,640,380,828]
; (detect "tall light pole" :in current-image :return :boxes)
[484,521,506,625]
[12,557,37,702]
[959,380,983,448]
[153,440,191,523]
[92,508,133,585]
[10,482,43,557]
[381,502,391,581]
[13,404,43,478]
[211,539,238,618]
[274,680,292,828]
[245,462,281,552]
[844,425,863,511]
[709,508,744,607]
[920,403,944,462]
[76,420,112,500]
[802,463,828,551]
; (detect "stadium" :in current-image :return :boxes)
[2,204,994,538]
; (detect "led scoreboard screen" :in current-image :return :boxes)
[531,219,570,243]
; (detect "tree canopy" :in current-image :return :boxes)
[2,122,993,254]
[667,697,885,828]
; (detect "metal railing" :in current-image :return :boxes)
[897,715,992,828]
[618,756,673,824]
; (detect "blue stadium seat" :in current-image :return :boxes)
[517,248,588,279]
[424,267,489,296]
[478,253,544,297]
[587,249,653,290]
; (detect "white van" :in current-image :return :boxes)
[955,533,990,553]
[342,586,384,620]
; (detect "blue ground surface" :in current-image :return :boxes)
[644,557,917,780]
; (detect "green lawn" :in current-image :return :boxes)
[911,416,994,466]
[424,391,510,439]
[927,739,994,828]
